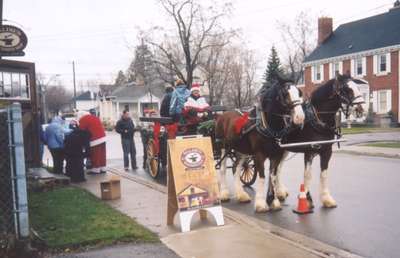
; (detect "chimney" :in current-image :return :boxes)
[318,17,333,46]
[390,0,400,11]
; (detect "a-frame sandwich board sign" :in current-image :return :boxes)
[166,135,224,232]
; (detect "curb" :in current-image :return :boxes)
[334,149,400,159]
[107,167,363,258]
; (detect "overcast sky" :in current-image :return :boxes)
[3,0,396,90]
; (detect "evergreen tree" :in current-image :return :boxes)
[262,46,283,88]
[126,40,157,85]
[114,70,127,85]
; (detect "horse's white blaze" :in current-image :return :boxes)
[254,176,269,212]
[219,149,230,201]
[347,81,365,104]
[234,156,251,203]
[320,169,337,207]
[288,85,305,125]
[304,161,312,193]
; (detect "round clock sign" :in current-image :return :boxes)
[0,25,28,55]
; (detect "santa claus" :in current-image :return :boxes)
[78,109,107,174]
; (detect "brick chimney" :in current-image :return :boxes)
[318,17,333,46]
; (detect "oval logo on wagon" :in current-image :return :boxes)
[181,148,205,169]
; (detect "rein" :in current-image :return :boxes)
[304,102,342,138]
[255,108,296,140]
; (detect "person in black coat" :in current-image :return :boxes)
[160,86,174,117]
[64,121,91,182]
[115,110,137,170]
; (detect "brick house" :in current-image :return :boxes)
[303,1,400,124]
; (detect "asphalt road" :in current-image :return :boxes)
[222,153,400,258]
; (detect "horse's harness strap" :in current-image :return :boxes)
[305,102,341,138]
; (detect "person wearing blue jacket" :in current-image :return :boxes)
[45,116,65,174]
[169,79,190,122]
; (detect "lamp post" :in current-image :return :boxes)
[40,74,60,123]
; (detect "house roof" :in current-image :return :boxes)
[74,91,96,101]
[111,81,165,102]
[305,7,400,63]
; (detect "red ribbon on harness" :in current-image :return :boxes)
[234,112,249,135]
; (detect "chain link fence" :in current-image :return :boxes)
[0,103,30,255]
[0,108,15,251]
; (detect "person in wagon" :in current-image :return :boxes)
[160,85,174,118]
[169,79,190,123]
[182,83,210,133]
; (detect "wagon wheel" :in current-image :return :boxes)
[146,138,160,178]
[240,158,257,187]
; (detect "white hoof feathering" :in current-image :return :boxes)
[236,190,251,203]
[254,198,269,213]
[276,186,289,201]
[271,199,282,210]
[220,189,230,201]
[321,192,337,208]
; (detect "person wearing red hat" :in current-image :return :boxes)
[79,111,107,174]
[182,83,210,133]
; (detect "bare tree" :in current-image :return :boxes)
[277,11,316,83]
[198,37,234,105]
[224,46,258,108]
[45,86,73,115]
[148,0,233,87]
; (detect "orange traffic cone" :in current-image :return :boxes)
[293,184,313,214]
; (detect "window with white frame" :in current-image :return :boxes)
[355,58,363,75]
[372,89,392,114]
[312,64,323,82]
[374,53,391,75]
[379,54,387,72]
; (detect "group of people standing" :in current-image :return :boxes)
[43,109,107,182]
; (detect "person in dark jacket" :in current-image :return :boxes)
[64,120,91,182]
[160,86,174,117]
[115,110,137,171]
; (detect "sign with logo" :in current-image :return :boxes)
[167,136,224,232]
[0,25,28,56]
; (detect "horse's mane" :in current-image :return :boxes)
[310,79,335,104]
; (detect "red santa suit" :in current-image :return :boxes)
[79,114,107,173]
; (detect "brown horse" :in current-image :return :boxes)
[215,81,305,212]
[273,74,365,209]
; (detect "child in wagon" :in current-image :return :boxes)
[182,83,210,133]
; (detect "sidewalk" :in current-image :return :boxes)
[334,144,400,159]
[74,168,361,258]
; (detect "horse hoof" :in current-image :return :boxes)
[254,199,269,213]
[277,192,289,202]
[220,190,230,202]
[236,192,251,203]
[271,199,282,211]
[321,195,337,208]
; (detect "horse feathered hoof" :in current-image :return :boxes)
[270,199,282,211]
[236,192,251,203]
[220,189,230,202]
[321,193,337,208]
[277,191,289,202]
[255,199,269,213]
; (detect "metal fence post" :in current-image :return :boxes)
[10,103,29,239]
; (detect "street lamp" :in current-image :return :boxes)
[40,74,60,123]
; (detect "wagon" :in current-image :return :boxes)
[139,106,257,187]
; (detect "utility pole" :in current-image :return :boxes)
[72,61,77,109]
[0,0,3,60]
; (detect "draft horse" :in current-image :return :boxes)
[272,73,365,209]
[215,79,305,212]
